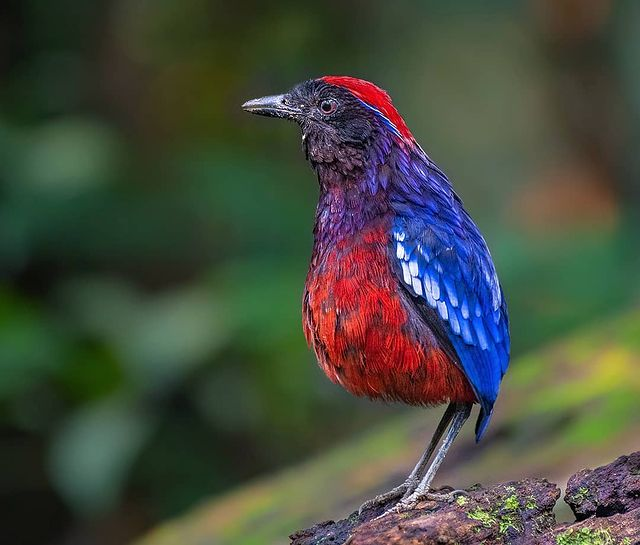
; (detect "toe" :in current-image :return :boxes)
[358,485,408,515]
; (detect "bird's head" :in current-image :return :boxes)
[243,76,415,177]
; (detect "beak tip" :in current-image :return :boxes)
[241,99,256,112]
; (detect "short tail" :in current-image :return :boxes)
[474,403,494,442]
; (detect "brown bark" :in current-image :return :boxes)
[565,452,640,520]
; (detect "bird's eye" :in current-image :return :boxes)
[319,99,338,115]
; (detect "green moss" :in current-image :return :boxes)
[468,508,496,527]
[620,539,631,545]
[555,527,614,545]
[498,513,522,535]
[503,494,520,510]
[570,487,590,505]
[456,496,468,506]
[467,496,523,536]
[525,496,537,510]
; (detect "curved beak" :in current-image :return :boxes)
[241,93,301,120]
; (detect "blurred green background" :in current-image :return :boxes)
[1,1,639,544]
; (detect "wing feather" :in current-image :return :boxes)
[390,157,510,441]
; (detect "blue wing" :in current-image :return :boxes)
[389,157,510,441]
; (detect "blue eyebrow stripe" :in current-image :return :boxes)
[357,98,402,138]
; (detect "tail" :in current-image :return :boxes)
[474,402,494,442]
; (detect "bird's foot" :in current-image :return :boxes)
[358,481,414,516]
[383,488,468,516]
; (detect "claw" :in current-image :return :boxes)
[357,482,411,516]
[420,489,468,503]
[381,488,468,517]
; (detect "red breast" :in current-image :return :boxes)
[303,221,475,405]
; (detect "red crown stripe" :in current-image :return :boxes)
[322,76,414,141]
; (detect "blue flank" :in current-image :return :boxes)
[388,150,510,441]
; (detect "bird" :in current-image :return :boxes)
[242,76,510,513]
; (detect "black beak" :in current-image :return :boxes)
[241,93,301,120]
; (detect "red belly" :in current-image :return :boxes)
[303,224,475,405]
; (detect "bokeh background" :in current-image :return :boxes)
[1,1,639,544]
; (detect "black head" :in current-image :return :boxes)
[243,77,412,176]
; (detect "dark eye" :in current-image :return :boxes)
[319,98,338,115]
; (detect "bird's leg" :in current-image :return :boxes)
[358,403,457,515]
[396,402,457,498]
[391,402,472,512]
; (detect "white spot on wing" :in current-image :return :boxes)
[474,318,489,350]
[422,278,437,308]
[430,274,440,300]
[461,297,470,319]
[401,261,411,285]
[449,309,461,334]
[409,258,419,277]
[412,277,423,296]
[437,300,448,321]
